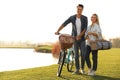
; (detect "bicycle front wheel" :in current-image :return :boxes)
[57,50,66,77]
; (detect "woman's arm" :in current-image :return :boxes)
[88,32,98,38]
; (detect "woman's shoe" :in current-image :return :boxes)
[88,70,95,76]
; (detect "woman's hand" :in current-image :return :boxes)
[88,32,98,37]
[88,32,93,35]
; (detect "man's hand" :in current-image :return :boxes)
[55,32,59,35]
[76,35,81,40]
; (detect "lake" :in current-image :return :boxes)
[0,48,58,72]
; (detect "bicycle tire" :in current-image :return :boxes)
[67,51,74,72]
[57,50,66,77]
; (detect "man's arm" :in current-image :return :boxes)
[55,25,64,35]
[76,29,86,40]
[55,16,72,35]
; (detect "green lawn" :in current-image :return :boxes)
[0,48,120,80]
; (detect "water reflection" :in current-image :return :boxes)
[0,48,57,72]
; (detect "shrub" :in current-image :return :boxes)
[52,41,60,58]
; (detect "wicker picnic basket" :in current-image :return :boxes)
[59,34,74,50]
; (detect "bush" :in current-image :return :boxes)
[34,45,52,53]
[52,41,60,58]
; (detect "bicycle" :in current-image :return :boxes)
[56,33,75,77]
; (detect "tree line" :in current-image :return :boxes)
[110,37,120,48]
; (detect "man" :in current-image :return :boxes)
[55,4,88,74]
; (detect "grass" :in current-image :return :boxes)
[0,48,120,80]
[36,45,52,49]
[34,45,52,53]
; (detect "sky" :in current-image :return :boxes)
[0,0,120,43]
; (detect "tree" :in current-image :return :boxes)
[111,38,120,48]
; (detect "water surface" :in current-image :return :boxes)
[0,48,57,72]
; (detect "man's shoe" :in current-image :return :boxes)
[72,70,80,75]
[80,70,85,74]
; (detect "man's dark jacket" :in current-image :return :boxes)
[62,14,88,41]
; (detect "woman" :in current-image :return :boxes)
[85,14,102,76]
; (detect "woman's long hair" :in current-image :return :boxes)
[93,13,100,25]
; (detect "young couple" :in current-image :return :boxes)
[55,4,102,76]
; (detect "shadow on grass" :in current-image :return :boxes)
[58,74,120,80]
[93,75,120,80]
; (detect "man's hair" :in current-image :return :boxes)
[77,4,84,8]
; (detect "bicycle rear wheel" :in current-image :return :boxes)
[67,51,75,72]
[57,50,66,77]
